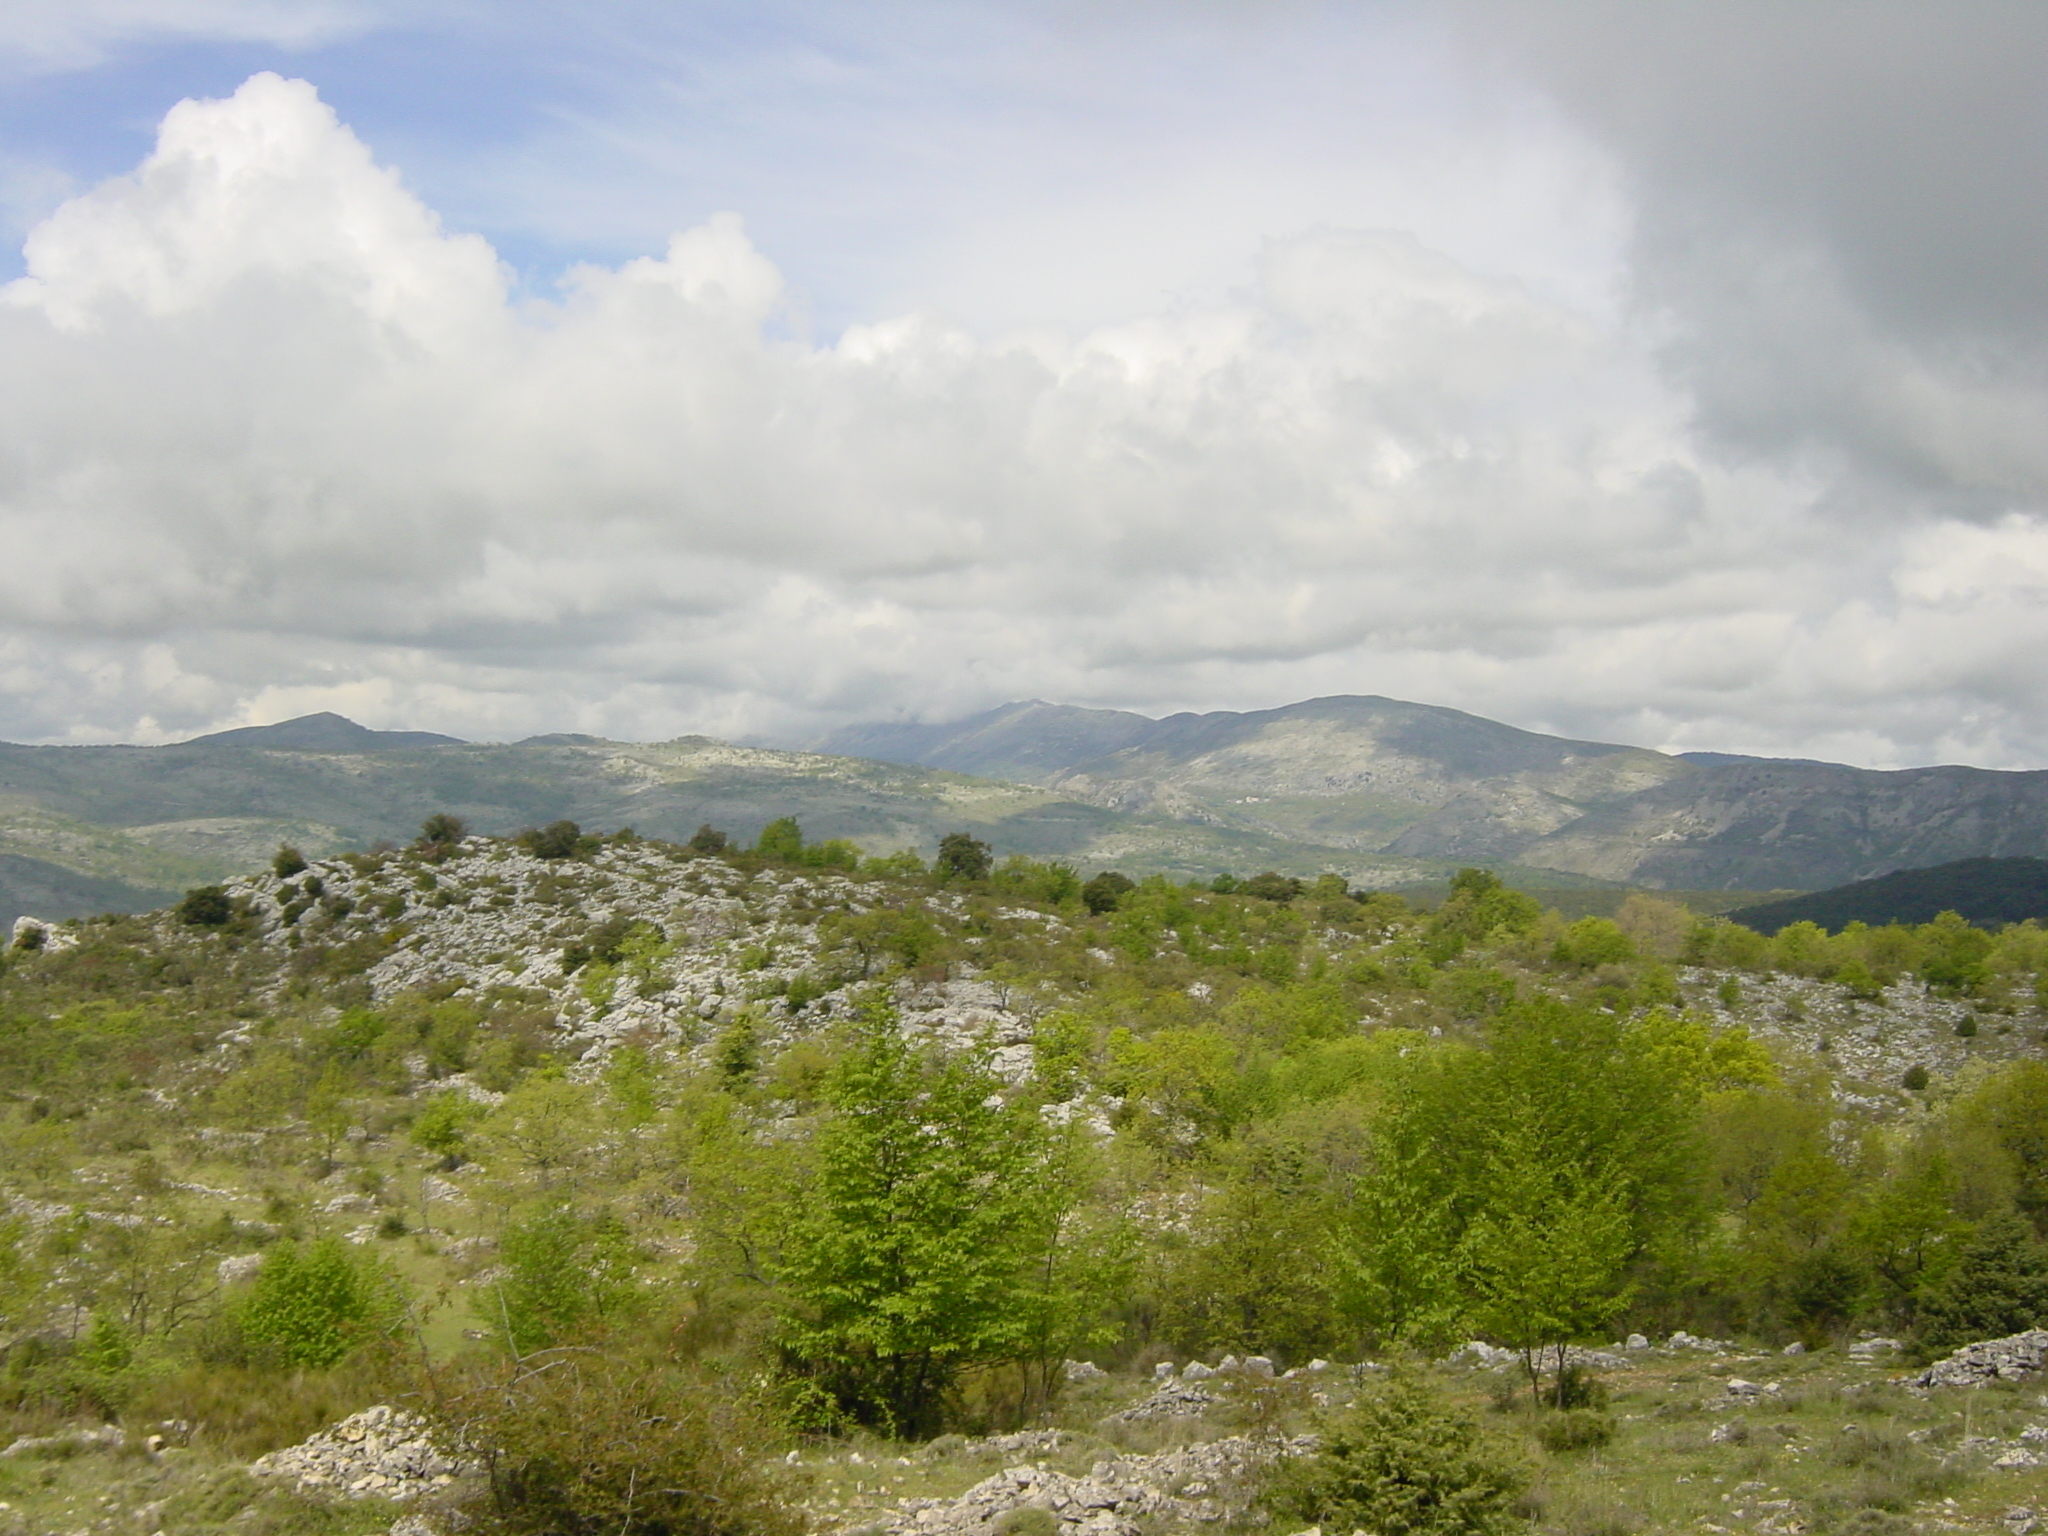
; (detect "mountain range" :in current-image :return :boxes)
[3,695,2046,928]
[819,696,2048,893]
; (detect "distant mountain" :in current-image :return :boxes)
[177,712,466,751]
[0,720,1489,926]
[822,695,1688,859]
[821,696,2048,892]
[1727,857,2048,934]
[1676,751,1841,768]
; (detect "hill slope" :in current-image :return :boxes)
[0,727,1487,925]
[823,696,2048,891]
[1727,856,2048,934]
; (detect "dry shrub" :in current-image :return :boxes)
[429,1345,802,1536]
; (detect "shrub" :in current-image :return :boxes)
[935,831,993,882]
[417,814,468,857]
[1082,871,1135,914]
[688,823,731,854]
[434,1346,802,1536]
[272,845,308,879]
[233,1238,404,1369]
[1902,1065,1931,1092]
[177,886,233,926]
[1262,1373,1530,1536]
[1535,1409,1615,1453]
[518,821,592,860]
[1917,1212,2048,1348]
[1240,871,1304,902]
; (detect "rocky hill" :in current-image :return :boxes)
[820,695,2048,892]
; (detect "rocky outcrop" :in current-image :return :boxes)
[1915,1331,2048,1389]
[249,1406,474,1500]
[869,1434,1311,1536]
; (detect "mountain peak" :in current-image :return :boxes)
[176,712,465,751]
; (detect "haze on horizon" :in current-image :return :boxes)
[1,1,2044,772]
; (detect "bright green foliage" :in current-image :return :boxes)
[772,1006,1087,1437]
[1921,911,1993,994]
[409,1090,488,1159]
[992,856,1081,907]
[488,1206,638,1355]
[235,1238,399,1369]
[1264,1373,1529,1536]
[1551,916,1636,970]
[757,817,805,861]
[1427,869,1542,959]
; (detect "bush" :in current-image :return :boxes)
[435,1347,802,1536]
[1917,1212,2048,1348]
[518,821,592,860]
[1082,871,1135,914]
[934,832,992,882]
[1536,1409,1615,1453]
[1239,871,1304,903]
[688,823,731,854]
[272,845,308,879]
[233,1238,404,1369]
[1262,1373,1530,1536]
[1902,1064,1931,1091]
[177,886,233,926]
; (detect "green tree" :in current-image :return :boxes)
[772,1006,1072,1436]
[176,885,232,926]
[934,832,992,882]
[235,1238,400,1369]
[1918,1212,2048,1348]
[487,1206,638,1355]
[519,820,592,860]
[272,844,308,878]
[1426,869,1540,960]
[1264,1373,1529,1536]
[1081,871,1135,914]
[416,813,468,856]
[756,817,805,862]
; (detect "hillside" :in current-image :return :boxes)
[0,722,1492,927]
[1728,855,2048,934]
[821,695,2048,890]
[6,830,2048,1536]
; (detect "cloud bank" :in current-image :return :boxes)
[2,70,2045,767]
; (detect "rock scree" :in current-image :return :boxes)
[249,1406,474,1501]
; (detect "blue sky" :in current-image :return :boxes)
[0,3,1622,331]
[1,2,2046,768]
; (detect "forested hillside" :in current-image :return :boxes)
[8,820,2048,1536]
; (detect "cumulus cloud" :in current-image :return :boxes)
[0,71,2043,768]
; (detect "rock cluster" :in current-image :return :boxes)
[1913,1330,2048,1389]
[872,1434,1311,1536]
[249,1406,473,1501]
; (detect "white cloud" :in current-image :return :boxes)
[1,72,2045,770]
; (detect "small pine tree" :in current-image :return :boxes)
[1264,1373,1529,1536]
[1918,1212,2048,1349]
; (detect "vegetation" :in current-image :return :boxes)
[12,822,2048,1534]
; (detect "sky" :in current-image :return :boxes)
[0,1,2045,768]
